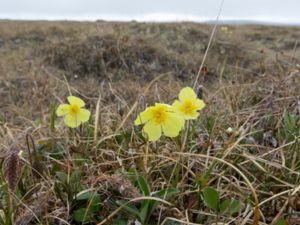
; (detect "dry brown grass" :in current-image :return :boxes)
[0,20,299,225]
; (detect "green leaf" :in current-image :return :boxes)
[91,194,102,212]
[76,191,94,200]
[75,190,102,212]
[164,219,181,225]
[206,115,216,137]
[136,174,150,196]
[150,188,178,215]
[140,188,178,224]
[69,171,82,194]
[154,188,178,199]
[202,187,220,211]
[56,172,67,183]
[220,199,240,214]
[73,208,93,222]
[116,200,140,218]
[140,201,151,224]
[50,97,56,131]
[0,213,3,225]
[275,219,287,225]
[220,199,230,213]
[3,209,12,225]
[49,143,65,160]
[70,170,81,184]
[229,200,240,214]
[283,113,299,141]
[113,218,129,225]
[134,172,152,223]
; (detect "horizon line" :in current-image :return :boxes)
[1,13,300,25]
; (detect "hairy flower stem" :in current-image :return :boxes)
[180,121,190,153]
[144,141,150,172]
[175,121,191,185]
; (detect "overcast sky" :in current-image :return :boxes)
[1,0,300,24]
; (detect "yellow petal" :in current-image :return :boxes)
[77,108,91,123]
[64,114,81,128]
[179,87,196,101]
[185,111,199,120]
[143,120,162,141]
[195,99,206,110]
[171,100,195,120]
[154,103,173,112]
[67,96,85,108]
[134,107,154,125]
[171,100,181,112]
[162,113,185,137]
[56,104,70,117]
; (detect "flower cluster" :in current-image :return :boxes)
[135,87,205,141]
[55,87,205,138]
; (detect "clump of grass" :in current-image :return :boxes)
[14,195,48,225]
[92,173,141,199]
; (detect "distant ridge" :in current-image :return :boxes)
[204,19,300,26]
[0,13,299,26]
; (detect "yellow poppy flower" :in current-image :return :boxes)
[135,103,185,141]
[172,87,205,120]
[56,96,91,128]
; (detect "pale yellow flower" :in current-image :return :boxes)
[221,26,229,32]
[172,87,205,120]
[135,103,185,141]
[56,96,91,128]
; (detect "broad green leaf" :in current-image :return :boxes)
[229,200,240,214]
[73,208,93,222]
[91,195,102,212]
[220,199,230,213]
[76,191,94,200]
[220,199,240,214]
[202,187,219,211]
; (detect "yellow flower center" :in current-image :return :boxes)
[69,104,80,116]
[180,100,197,115]
[152,106,168,124]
